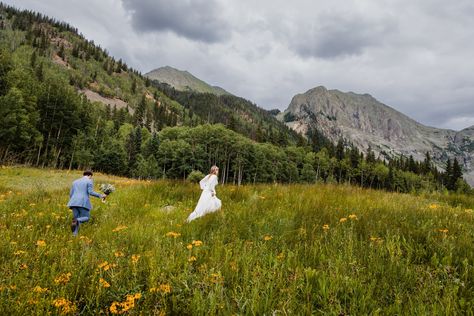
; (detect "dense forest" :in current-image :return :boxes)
[0,3,471,194]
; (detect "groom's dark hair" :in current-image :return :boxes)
[83,170,93,176]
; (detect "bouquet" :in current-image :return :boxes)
[100,183,116,202]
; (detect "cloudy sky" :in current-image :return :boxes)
[5,0,474,130]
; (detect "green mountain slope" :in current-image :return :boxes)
[0,3,470,193]
[146,66,231,96]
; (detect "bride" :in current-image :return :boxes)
[186,166,222,222]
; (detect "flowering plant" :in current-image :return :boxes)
[100,184,115,202]
[100,183,115,195]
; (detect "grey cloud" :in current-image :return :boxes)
[121,0,230,43]
[284,14,397,59]
[4,0,474,130]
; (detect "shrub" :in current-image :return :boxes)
[187,170,205,183]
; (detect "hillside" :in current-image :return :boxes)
[0,3,470,193]
[2,167,474,314]
[145,66,231,96]
[278,86,474,185]
[0,4,305,177]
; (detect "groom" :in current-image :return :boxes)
[67,170,106,236]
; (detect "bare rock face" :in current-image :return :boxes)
[278,86,474,186]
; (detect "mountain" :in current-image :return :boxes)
[145,66,231,96]
[278,86,474,185]
[0,3,468,191]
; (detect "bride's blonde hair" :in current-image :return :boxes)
[209,165,219,175]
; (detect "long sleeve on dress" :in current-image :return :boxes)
[208,175,218,194]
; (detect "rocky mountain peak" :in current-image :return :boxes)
[279,86,474,185]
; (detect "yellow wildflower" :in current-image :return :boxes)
[131,254,141,264]
[209,273,224,284]
[159,284,171,294]
[369,236,384,243]
[110,293,142,314]
[277,252,285,260]
[188,256,197,262]
[99,278,111,288]
[186,244,193,250]
[438,228,448,234]
[429,204,438,209]
[33,286,48,293]
[339,217,347,223]
[29,203,36,206]
[348,214,358,220]
[322,224,329,230]
[36,240,46,247]
[97,261,117,271]
[114,251,125,257]
[192,240,203,246]
[165,231,181,238]
[263,235,273,241]
[79,236,92,244]
[130,293,141,300]
[54,272,71,285]
[110,301,121,314]
[151,284,171,294]
[112,225,128,232]
[19,263,28,270]
[14,250,26,256]
[52,298,77,314]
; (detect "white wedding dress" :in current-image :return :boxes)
[186,174,222,222]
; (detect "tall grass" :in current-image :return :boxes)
[1,167,473,315]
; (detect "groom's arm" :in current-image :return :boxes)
[87,180,103,198]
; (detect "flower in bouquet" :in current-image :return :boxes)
[100,183,116,196]
[100,184,115,202]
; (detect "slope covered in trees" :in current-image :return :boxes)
[0,3,470,194]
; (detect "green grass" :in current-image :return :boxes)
[1,167,474,315]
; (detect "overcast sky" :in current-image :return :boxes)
[5,0,474,131]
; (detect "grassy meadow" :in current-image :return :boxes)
[1,167,474,315]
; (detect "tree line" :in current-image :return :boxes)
[0,3,471,194]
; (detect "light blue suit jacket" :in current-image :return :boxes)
[67,176,102,210]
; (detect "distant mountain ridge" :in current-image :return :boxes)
[278,86,474,185]
[145,66,231,96]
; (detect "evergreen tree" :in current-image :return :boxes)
[134,95,146,127]
[30,50,37,68]
[126,127,142,173]
[131,77,137,94]
[422,152,432,174]
[452,158,463,190]
[444,158,453,189]
[336,139,344,160]
[35,62,44,81]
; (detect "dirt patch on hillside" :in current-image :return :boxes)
[52,54,70,69]
[79,89,132,113]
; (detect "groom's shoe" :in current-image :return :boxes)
[71,219,78,234]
